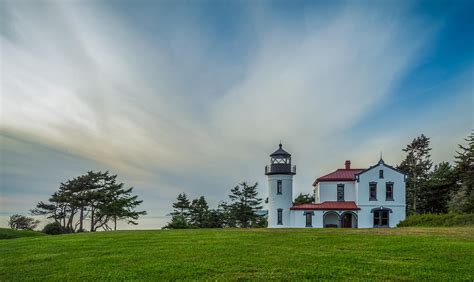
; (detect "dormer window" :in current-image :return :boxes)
[277,180,282,195]
[379,170,384,179]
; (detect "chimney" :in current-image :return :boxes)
[345,160,351,169]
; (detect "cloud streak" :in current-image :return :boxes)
[1,1,472,225]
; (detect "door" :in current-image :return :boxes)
[342,213,352,228]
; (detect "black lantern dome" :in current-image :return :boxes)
[265,143,296,175]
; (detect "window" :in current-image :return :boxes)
[337,184,344,202]
[305,212,312,227]
[386,183,394,201]
[277,209,283,225]
[277,180,282,195]
[373,210,389,227]
[369,182,377,201]
[379,170,384,179]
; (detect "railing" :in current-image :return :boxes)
[265,164,296,174]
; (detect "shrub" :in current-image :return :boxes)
[397,213,474,227]
[42,222,64,235]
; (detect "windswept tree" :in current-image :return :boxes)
[227,182,263,228]
[8,214,40,230]
[32,171,146,232]
[398,134,433,214]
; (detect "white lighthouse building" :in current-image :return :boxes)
[265,143,407,228]
[265,143,296,228]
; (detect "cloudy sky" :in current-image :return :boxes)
[1,0,473,228]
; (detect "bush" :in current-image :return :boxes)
[42,222,64,235]
[397,213,474,227]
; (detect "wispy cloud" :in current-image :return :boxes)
[1,1,472,223]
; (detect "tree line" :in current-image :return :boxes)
[164,182,266,229]
[397,132,473,215]
[30,171,146,233]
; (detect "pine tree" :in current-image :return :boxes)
[189,196,210,228]
[227,182,263,228]
[422,162,456,213]
[171,193,191,219]
[398,134,433,214]
[449,131,474,213]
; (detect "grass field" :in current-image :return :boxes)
[0,227,473,280]
[0,228,45,240]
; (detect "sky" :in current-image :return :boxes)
[1,0,473,229]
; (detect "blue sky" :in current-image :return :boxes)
[0,0,473,228]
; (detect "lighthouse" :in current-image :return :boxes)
[265,143,296,228]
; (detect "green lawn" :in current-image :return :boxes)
[0,228,473,281]
[0,228,45,240]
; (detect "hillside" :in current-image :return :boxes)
[0,228,45,240]
[0,228,473,280]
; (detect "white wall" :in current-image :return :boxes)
[267,174,293,228]
[291,210,324,228]
[356,163,406,227]
[317,181,356,202]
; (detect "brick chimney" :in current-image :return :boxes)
[345,160,351,169]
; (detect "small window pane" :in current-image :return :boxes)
[277,209,283,225]
[277,180,282,195]
[386,183,393,200]
[305,212,312,227]
[369,183,377,200]
[337,185,344,201]
[379,170,384,178]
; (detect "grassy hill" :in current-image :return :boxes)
[0,228,45,240]
[0,227,472,280]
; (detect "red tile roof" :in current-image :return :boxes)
[290,201,360,211]
[313,168,365,185]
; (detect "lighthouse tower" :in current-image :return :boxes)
[265,143,296,228]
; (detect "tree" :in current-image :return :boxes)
[189,196,210,228]
[398,134,433,214]
[171,193,191,218]
[8,214,40,230]
[32,171,146,232]
[162,214,189,229]
[294,193,315,205]
[449,132,474,213]
[227,182,263,228]
[422,162,456,213]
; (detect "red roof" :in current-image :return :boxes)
[313,168,365,185]
[290,201,360,211]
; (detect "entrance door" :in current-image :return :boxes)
[341,213,353,228]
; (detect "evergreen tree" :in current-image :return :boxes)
[32,171,146,232]
[171,193,191,219]
[8,214,40,230]
[398,134,433,214]
[422,162,456,213]
[449,132,474,213]
[189,196,210,228]
[227,182,263,228]
[294,193,315,205]
[162,214,189,229]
